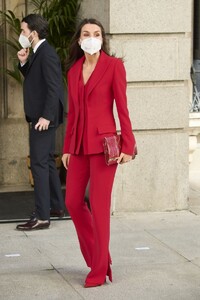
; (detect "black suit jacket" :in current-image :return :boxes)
[19,41,64,126]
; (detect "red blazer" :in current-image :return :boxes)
[63,51,136,155]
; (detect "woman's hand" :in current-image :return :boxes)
[62,153,71,169]
[117,152,132,164]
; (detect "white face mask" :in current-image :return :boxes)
[18,33,34,48]
[80,37,102,55]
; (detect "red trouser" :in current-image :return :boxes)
[65,153,117,285]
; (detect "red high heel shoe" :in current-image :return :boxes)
[106,264,112,282]
[84,262,112,288]
[84,281,105,288]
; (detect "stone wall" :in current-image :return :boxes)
[0,0,30,189]
[0,0,192,212]
[80,0,192,211]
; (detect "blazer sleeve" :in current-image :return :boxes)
[112,59,136,155]
[63,71,75,153]
[18,61,29,77]
[40,50,62,122]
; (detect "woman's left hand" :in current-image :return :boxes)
[117,152,132,164]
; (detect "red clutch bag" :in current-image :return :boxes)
[103,135,137,166]
[103,135,121,165]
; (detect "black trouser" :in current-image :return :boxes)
[30,125,63,221]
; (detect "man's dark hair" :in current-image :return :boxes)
[22,14,48,39]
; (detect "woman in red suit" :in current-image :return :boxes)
[62,18,136,288]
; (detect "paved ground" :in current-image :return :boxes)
[0,150,200,300]
[0,209,200,300]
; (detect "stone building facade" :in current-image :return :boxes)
[0,0,193,212]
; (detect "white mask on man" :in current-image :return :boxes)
[80,37,102,55]
[18,33,34,48]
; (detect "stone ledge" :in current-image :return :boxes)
[110,35,191,81]
[110,0,192,34]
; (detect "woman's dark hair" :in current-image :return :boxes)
[65,18,110,73]
[22,14,48,39]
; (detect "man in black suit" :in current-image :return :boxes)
[16,14,64,230]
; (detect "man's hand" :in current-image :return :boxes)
[35,117,50,131]
[17,48,30,64]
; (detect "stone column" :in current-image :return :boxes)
[80,0,192,211]
[0,0,30,189]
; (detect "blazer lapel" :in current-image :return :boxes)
[27,41,47,71]
[27,51,36,71]
[69,52,111,101]
[86,51,112,96]
[69,56,84,105]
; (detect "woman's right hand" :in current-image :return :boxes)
[62,153,71,169]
